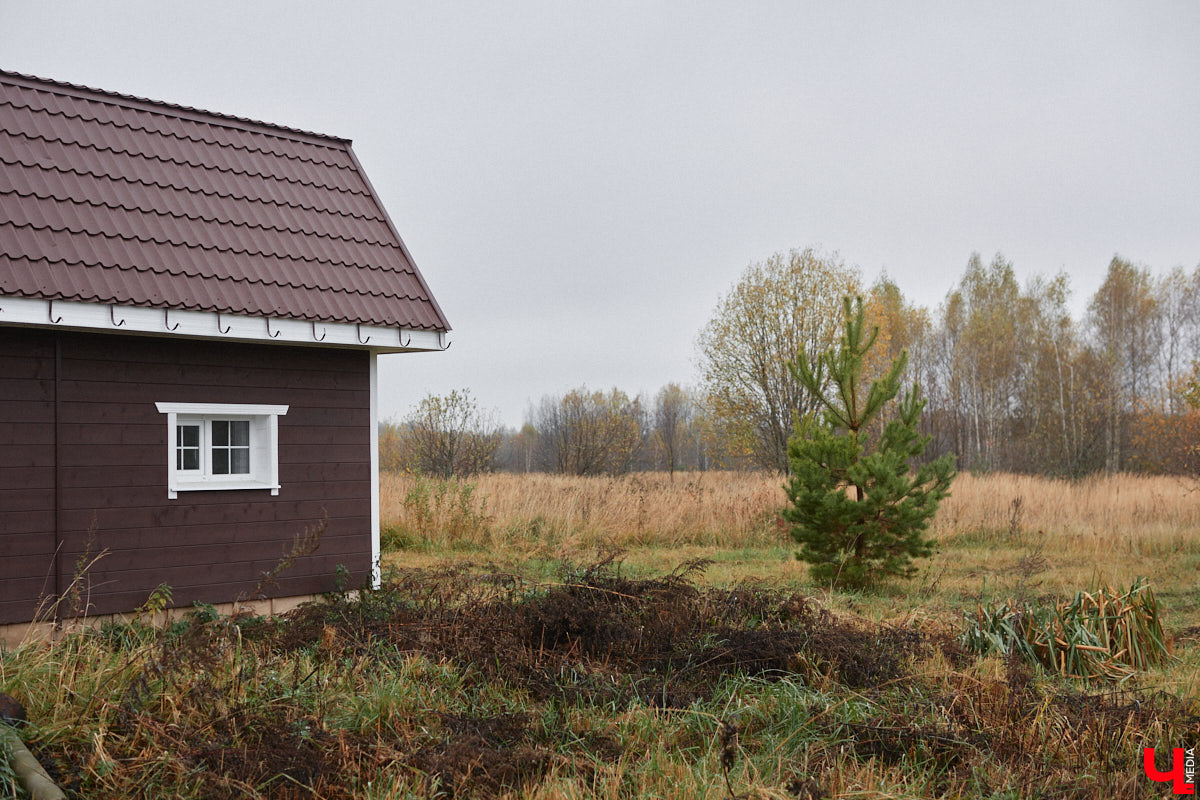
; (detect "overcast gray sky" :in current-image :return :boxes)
[4,2,1198,426]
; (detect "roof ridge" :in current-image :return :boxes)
[0,69,351,148]
[1,94,353,170]
[1,218,416,275]
[0,153,385,223]
[4,127,371,197]
[3,186,399,249]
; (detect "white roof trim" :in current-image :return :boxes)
[0,296,447,353]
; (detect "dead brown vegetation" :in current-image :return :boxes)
[8,556,1198,799]
[276,555,927,705]
[379,470,1200,554]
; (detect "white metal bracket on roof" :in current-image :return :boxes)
[0,297,444,354]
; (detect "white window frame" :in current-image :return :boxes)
[155,403,289,499]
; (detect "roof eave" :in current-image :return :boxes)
[0,296,448,354]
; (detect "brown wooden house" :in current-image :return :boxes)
[0,71,450,632]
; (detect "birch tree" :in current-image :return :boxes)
[1088,257,1161,472]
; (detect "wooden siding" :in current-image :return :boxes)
[0,327,372,624]
[0,330,57,624]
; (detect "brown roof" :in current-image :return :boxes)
[0,70,449,332]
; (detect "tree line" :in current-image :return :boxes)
[380,384,736,477]
[382,248,1200,478]
[904,252,1199,475]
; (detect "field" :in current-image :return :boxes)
[380,470,1200,626]
[2,471,1199,799]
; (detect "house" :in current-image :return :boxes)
[0,70,450,635]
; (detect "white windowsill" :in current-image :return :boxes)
[166,480,283,499]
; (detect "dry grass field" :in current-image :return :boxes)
[380,470,1200,584]
[936,471,1200,547]
[2,470,1198,799]
[381,469,1200,687]
[379,470,787,551]
[381,469,1200,551]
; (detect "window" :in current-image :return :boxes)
[155,403,289,499]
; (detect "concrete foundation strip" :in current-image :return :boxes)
[1,725,66,800]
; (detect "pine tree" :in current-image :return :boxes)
[784,297,955,589]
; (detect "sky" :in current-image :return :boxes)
[3,2,1198,426]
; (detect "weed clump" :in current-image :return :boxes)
[961,577,1172,681]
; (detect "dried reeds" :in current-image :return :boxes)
[961,577,1173,682]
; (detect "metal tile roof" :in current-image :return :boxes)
[0,70,450,332]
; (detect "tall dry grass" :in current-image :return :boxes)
[379,471,786,550]
[379,470,1200,554]
[933,472,1200,552]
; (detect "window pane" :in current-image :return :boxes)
[179,425,199,448]
[231,420,250,447]
[231,448,250,474]
[176,425,201,472]
[212,421,229,446]
[213,449,230,475]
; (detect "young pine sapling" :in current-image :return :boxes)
[784,297,955,590]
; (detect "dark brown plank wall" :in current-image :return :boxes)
[0,327,373,623]
[0,328,58,623]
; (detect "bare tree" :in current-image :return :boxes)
[402,389,501,477]
[1157,265,1199,412]
[1020,273,1088,472]
[652,383,692,478]
[531,387,645,475]
[928,254,1025,470]
[510,423,538,473]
